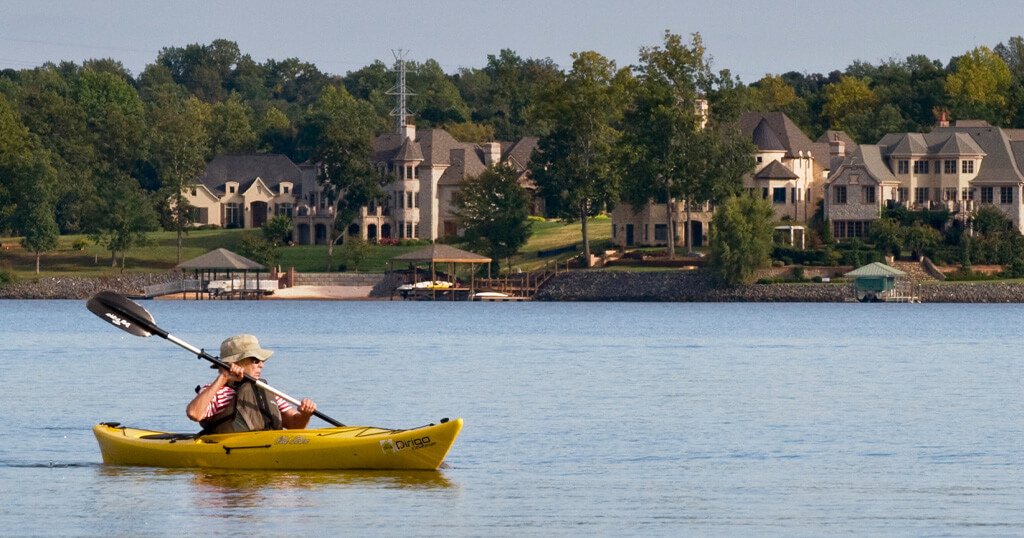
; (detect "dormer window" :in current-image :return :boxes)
[229,186,236,194]
[283,186,290,194]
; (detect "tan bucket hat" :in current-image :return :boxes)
[219,334,274,364]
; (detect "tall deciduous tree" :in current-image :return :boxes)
[301,85,387,271]
[89,175,159,271]
[619,31,754,258]
[530,51,629,266]
[147,90,210,264]
[822,75,879,132]
[454,163,532,271]
[709,194,775,287]
[946,46,1014,125]
[0,92,61,273]
[21,200,59,274]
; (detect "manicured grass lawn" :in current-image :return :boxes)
[0,217,613,280]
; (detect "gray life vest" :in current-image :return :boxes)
[199,380,283,434]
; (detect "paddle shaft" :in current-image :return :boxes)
[89,292,344,427]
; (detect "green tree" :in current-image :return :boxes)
[147,90,210,264]
[709,194,775,287]
[946,46,1014,125]
[300,85,387,271]
[21,200,59,274]
[262,214,293,246]
[619,31,754,257]
[89,176,159,271]
[531,51,629,266]
[207,93,257,156]
[454,163,533,271]
[338,234,370,273]
[821,75,879,132]
[902,222,941,260]
[443,121,495,143]
[238,231,279,267]
[869,217,903,256]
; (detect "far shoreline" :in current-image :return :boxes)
[5,271,1024,303]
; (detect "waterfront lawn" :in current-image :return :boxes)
[0,217,612,279]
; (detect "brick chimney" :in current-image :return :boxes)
[484,141,502,166]
[938,111,949,128]
[829,133,845,159]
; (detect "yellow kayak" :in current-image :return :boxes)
[93,418,462,470]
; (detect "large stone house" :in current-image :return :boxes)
[361,122,538,242]
[184,127,538,245]
[183,154,323,239]
[740,112,850,222]
[824,119,1024,238]
[610,110,849,248]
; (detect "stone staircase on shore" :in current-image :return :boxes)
[889,258,940,281]
[292,272,385,287]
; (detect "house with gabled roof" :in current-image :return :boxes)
[184,154,321,234]
[610,110,849,248]
[740,112,849,222]
[364,121,539,242]
[824,119,1024,238]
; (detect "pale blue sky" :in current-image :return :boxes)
[1,0,1020,83]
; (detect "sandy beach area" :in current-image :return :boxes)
[266,285,376,300]
[154,285,380,300]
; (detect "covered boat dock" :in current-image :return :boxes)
[388,244,492,300]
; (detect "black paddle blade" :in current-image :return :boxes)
[86,291,156,337]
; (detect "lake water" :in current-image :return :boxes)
[1,299,1022,535]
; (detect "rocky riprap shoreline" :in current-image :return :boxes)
[534,271,847,302]
[7,270,1024,302]
[0,273,178,300]
[534,271,1024,302]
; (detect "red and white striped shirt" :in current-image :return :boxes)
[199,384,292,419]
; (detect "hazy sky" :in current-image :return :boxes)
[1,0,1020,83]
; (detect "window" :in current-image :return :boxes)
[406,165,413,179]
[791,188,797,203]
[945,160,957,174]
[833,220,871,239]
[981,187,994,204]
[962,188,971,201]
[283,186,290,194]
[897,187,909,202]
[229,185,236,194]
[414,191,420,209]
[913,160,929,174]
[756,156,763,163]
[1001,186,1013,204]
[407,191,413,209]
[898,160,909,174]
[762,188,769,199]
[833,186,847,204]
[654,224,668,241]
[915,187,929,203]
[277,203,293,218]
[944,188,958,201]
[773,188,786,204]
[191,188,197,196]
[863,186,876,204]
[225,203,241,228]
[398,220,405,239]
[962,160,974,174]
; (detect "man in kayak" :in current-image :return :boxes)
[186,334,317,433]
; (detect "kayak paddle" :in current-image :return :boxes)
[86,290,344,427]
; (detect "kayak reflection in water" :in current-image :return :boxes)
[185,334,317,433]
